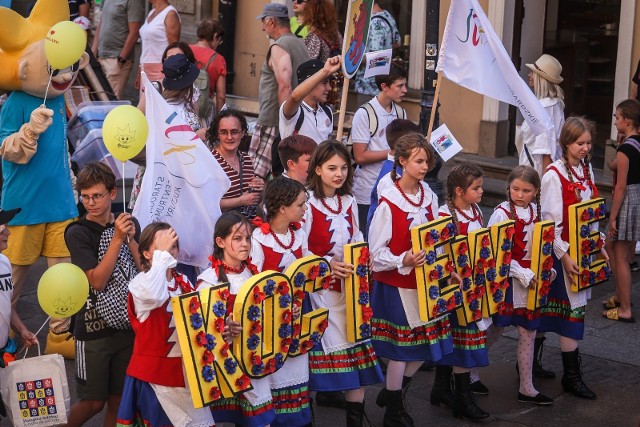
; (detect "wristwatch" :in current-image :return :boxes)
[117,56,127,64]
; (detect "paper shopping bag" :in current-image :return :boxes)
[0,353,70,426]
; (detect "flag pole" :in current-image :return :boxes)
[335,75,350,142]
[425,73,443,144]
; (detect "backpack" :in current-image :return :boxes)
[271,104,334,177]
[193,52,217,121]
[346,102,407,163]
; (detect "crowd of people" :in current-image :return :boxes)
[0,1,639,427]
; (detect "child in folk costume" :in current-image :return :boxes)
[198,213,275,427]
[431,162,490,421]
[117,223,215,427]
[302,141,384,427]
[250,177,312,427]
[487,165,554,405]
[369,134,453,427]
[603,99,640,323]
[539,117,608,399]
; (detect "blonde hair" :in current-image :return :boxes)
[532,72,565,103]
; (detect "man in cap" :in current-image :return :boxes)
[249,3,309,179]
[279,56,341,144]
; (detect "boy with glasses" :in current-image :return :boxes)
[63,162,140,426]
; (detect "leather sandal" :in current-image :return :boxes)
[602,307,635,323]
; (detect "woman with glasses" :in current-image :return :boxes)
[208,110,265,220]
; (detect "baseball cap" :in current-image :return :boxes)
[256,3,289,20]
[0,208,21,225]
[297,59,328,84]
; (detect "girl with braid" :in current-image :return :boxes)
[369,134,452,427]
[430,163,490,421]
[539,116,608,400]
[486,165,554,405]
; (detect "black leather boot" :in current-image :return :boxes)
[315,390,347,408]
[430,365,454,408]
[346,401,365,427]
[561,349,596,400]
[452,372,490,421]
[378,376,414,407]
[533,336,556,378]
[383,390,414,427]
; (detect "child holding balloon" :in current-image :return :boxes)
[116,223,215,427]
[198,212,275,427]
[63,162,139,427]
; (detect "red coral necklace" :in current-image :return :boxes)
[321,195,342,215]
[271,227,295,250]
[509,202,536,226]
[394,179,424,207]
[455,204,481,222]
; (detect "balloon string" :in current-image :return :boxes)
[122,161,130,244]
[42,69,53,106]
[34,316,50,337]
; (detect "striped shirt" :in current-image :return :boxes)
[212,150,255,199]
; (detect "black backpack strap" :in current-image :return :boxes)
[294,23,306,37]
[293,106,305,134]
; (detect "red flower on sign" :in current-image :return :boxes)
[253,286,266,304]
[596,238,604,249]
[461,265,472,278]
[458,242,469,255]
[251,321,262,334]
[490,282,499,293]
[318,319,329,333]
[196,331,207,346]
[236,375,250,389]
[581,270,590,283]
[476,285,486,298]
[503,252,512,264]
[472,310,482,321]
[303,340,314,350]
[542,228,555,243]
[362,306,374,322]
[266,358,277,373]
[359,276,370,292]
[466,290,476,302]
[505,226,515,239]
[281,338,292,352]
[446,296,456,310]
[359,247,370,265]
[445,260,455,273]
[251,352,262,367]
[220,343,229,357]
[189,297,200,314]
[429,269,441,280]
[294,290,305,301]
[218,289,230,301]
[293,324,302,337]
[487,258,496,269]
[214,317,225,333]
[596,268,607,281]
[543,256,553,271]
[202,350,214,364]
[279,310,291,325]
[481,235,490,248]
[209,387,221,400]
[476,258,486,270]
[581,210,590,221]
[425,234,436,246]
[309,265,320,280]
[277,281,289,295]
[581,239,593,253]
[321,276,332,290]
[499,280,509,290]
[441,226,451,240]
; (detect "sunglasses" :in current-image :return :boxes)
[47,60,80,77]
[294,0,307,4]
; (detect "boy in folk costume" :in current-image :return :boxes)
[0,0,90,357]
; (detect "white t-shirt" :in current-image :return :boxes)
[351,96,405,204]
[139,6,179,64]
[0,254,13,349]
[278,100,333,144]
[519,97,565,176]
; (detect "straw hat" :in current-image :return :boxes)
[526,54,563,85]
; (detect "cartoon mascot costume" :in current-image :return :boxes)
[0,0,89,358]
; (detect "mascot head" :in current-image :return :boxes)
[0,0,89,97]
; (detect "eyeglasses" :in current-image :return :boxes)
[294,0,307,4]
[218,129,243,137]
[80,192,109,204]
[47,60,80,77]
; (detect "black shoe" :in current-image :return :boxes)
[452,372,490,421]
[346,401,365,427]
[430,365,454,408]
[315,391,347,409]
[469,380,489,395]
[382,389,414,427]
[561,349,596,400]
[533,336,556,379]
[630,261,640,272]
[517,392,554,405]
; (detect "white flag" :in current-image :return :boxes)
[436,0,551,136]
[363,49,392,78]
[133,74,231,268]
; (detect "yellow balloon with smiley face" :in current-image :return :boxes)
[103,105,149,162]
[37,263,89,318]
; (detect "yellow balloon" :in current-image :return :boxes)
[37,263,89,318]
[103,105,148,162]
[44,21,87,70]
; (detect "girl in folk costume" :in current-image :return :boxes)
[431,162,490,421]
[603,99,640,323]
[369,134,453,427]
[250,177,312,427]
[116,223,215,427]
[539,117,608,399]
[198,213,275,427]
[302,141,384,427]
[487,165,554,405]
